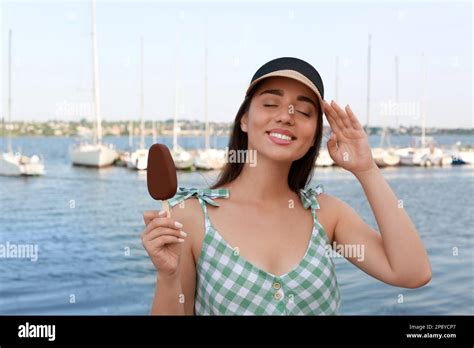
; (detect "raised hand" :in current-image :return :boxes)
[323,100,376,174]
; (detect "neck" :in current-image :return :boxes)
[227,152,294,202]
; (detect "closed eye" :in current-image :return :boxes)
[264,104,278,107]
[297,110,311,117]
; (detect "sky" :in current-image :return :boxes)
[0,0,472,128]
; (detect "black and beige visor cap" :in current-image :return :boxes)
[245,57,325,115]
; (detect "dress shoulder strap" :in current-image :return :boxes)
[168,187,230,229]
[299,183,331,245]
[168,187,230,208]
[299,183,324,211]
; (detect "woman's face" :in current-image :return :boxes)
[241,76,319,163]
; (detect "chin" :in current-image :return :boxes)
[257,143,304,163]
[248,133,310,163]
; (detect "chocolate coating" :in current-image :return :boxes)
[147,143,177,200]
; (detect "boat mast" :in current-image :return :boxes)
[395,55,400,134]
[204,17,210,150]
[421,53,427,147]
[139,36,145,150]
[381,56,399,148]
[365,33,371,133]
[7,29,12,153]
[128,120,133,148]
[173,29,180,151]
[91,0,102,145]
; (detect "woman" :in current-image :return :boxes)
[141,57,432,315]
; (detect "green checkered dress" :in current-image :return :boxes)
[168,185,341,315]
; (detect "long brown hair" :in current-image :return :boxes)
[210,81,323,193]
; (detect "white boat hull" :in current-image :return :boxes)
[458,150,474,164]
[0,153,22,176]
[315,149,334,167]
[440,155,453,166]
[0,152,45,176]
[372,148,401,167]
[21,155,45,175]
[70,143,118,167]
[194,148,226,170]
[172,147,194,170]
[127,148,148,170]
[395,146,452,167]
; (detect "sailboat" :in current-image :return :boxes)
[69,0,118,167]
[170,29,193,170]
[451,141,474,165]
[315,147,335,167]
[396,137,451,166]
[0,29,45,176]
[372,56,400,167]
[127,37,148,171]
[171,125,194,170]
[114,120,133,167]
[0,152,45,176]
[127,148,148,171]
[372,147,401,167]
[395,54,451,167]
[194,21,226,171]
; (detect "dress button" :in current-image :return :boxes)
[274,289,284,300]
[272,282,281,290]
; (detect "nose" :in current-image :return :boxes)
[275,104,295,125]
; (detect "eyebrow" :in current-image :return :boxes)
[259,89,319,112]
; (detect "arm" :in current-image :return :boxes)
[151,274,186,315]
[323,100,432,288]
[330,167,432,288]
[144,203,198,315]
[150,234,196,315]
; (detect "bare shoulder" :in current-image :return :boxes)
[170,198,206,262]
[170,198,204,226]
[316,192,345,210]
[314,192,345,243]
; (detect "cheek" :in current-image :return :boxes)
[246,105,273,133]
[304,123,317,141]
[298,120,317,147]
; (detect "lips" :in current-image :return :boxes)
[265,128,297,146]
[265,128,297,140]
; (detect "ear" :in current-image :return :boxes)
[240,112,248,133]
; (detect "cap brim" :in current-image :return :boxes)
[245,69,324,114]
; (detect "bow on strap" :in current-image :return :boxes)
[299,184,324,210]
[168,187,230,208]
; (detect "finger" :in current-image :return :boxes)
[143,210,167,225]
[323,101,343,132]
[331,100,352,129]
[326,132,339,154]
[324,101,345,130]
[345,104,364,130]
[144,227,187,242]
[143,217,183,234]
[150,235,185,249]
[323,101,340,132]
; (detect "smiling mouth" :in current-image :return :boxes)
[265,131,297,141]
